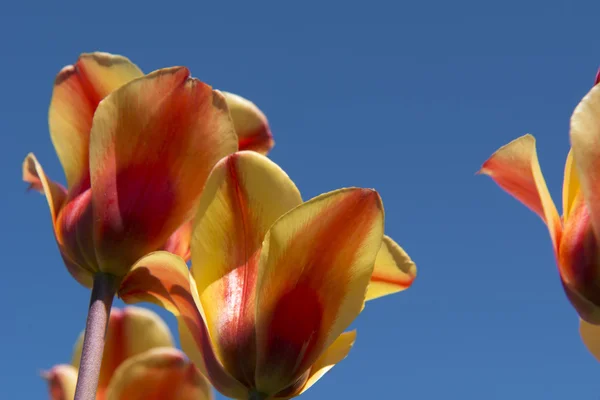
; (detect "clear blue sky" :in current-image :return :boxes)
[3,0,600,399]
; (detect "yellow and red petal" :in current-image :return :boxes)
[190,151,302,385]
[562,149,581,221]
[43,364,77,400]
[105,348,213,400]
[254,188,384,395]
[162,221,193,262]
[71,306,174,397]
[118,252,247,399]
[479,134,562,254]
[579,319,600,362]
[88,67,238,276]
[223,92,274,155]
[49,52,142,195]
[366,235,416,301]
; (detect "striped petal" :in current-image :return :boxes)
[223,92,274,155]
[43,364,77,400]
[254,188,384,395]
[190,151,301,385]
[71,307,174,397]
[479,134,562,254]
[89,67,238,276]
[118,252,247,399]
[105,348,213,400]
[49,52,142,195]
[579,319,600,362]
[366,235,417,301]
[570,85,600,250]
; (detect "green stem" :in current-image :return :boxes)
[248,392,268,400]
[73,273,118,400]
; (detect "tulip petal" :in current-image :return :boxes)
[570,85,600,245]
[366,235,417,301]
[562,149,581,221]
[254,188,384,394]
[289,331,356,398]
[105,348,213,400]
[162,221,193,262]
[579,319,600,362]
[223,92,274,155]
[22,153,67,226]
[72,306,174,396]
[89,67,238,275]
[43,364,77,400]
[50,52,142,194]
[190,151,302,384]
[118,252,247,399]
[479,134,561,253]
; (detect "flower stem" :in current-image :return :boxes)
[249,392,267,400]
[73,272,118,400]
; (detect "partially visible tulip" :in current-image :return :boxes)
[480,83,600,331]
[43,306,212,400]
[118,151,416,399]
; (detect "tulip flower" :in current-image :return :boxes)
[117,151,416,399]
[480,83,600,356]
[43,306,213,400]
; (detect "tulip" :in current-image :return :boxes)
[480,83,600,358]
[43,306,213,400]
[117,151,416,399]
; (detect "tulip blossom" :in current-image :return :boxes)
[43,306,213,400]
[24,52,274,285]
[480,83,600,356]
[118,151,416,399]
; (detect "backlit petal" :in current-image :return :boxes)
[562,149,581,221]
[106,348,213,400]
[89,67,238,275]
[162,221,193,262]
[72,307,174,396]
[43,364,77,400]
[569,85,600,247]
[22,153,66,226]
[479,134,562,253]
[49,52,142,194]
[366,235,417,301]
[190,151,302,385]
[118,252,246,399]
[579,319,600,362]
[254,188,384,394]
[223,92,274,155]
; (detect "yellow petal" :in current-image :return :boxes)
[191,151,302,383]
[366,235,417,301]
[105,348,214,400]
[49,52,142,194]
[43,364,77,400]
[72,306,174,396]
[579,319,600,362]
[570,84,600,244]
[562,149,581,221]
[223,92,274,155]
[254,188,384,395]
[479,134,562,254]
[88,67,238,276]
[118,252,246,399]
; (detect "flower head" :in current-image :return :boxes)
[118,152,416,399]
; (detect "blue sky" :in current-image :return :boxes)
[2,0,600,398]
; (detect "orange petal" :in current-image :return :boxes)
[366,235,417,301]
[162,221,193,262]
[49,52,142,195]
[579,319,600,362]
[88,67,238,276]
[223,92,274,155]
[190,151,302,385]
[569,85,600,248]
[71,306,174,396]
[479,134,562,254]
[43,364,77,400]
[254,188,384,395]
[105,348,214,400]
[118,252,247,399]
[22,153,66,227]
